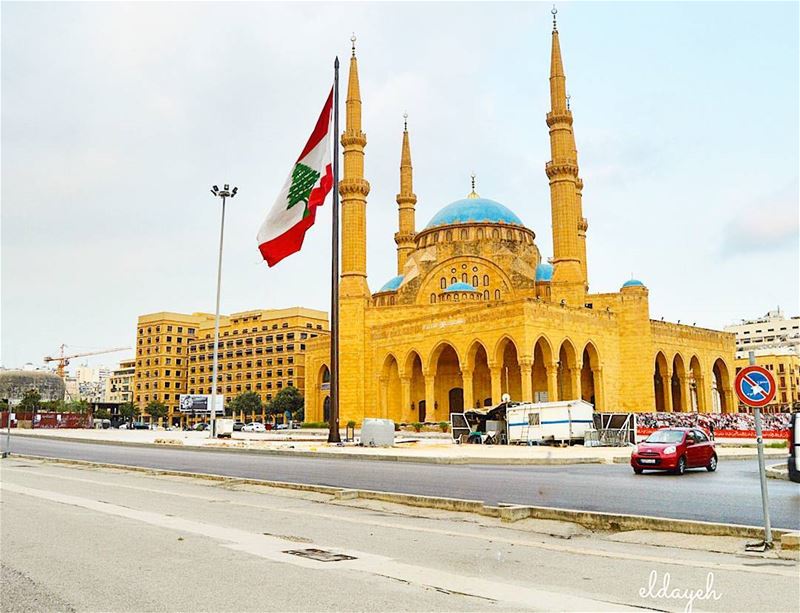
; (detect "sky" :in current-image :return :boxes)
[2,1,798,373]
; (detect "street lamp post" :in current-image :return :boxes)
[209,184,237,438]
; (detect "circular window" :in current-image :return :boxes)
[451,268,456,274]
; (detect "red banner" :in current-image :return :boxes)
[637,427,787,439]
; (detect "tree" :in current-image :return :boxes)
[269,386,304,424]
[95,408,111,420]
[227,392,262,419]
[146,401,168,426]
[63,400,89,414]
[18,389,41,413]
[119,402,138,424]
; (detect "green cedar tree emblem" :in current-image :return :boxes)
[287,162,321,218]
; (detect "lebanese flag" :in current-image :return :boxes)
[257,87,334,267]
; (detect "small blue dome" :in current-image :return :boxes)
[535,262,553,282]
[378,275,404,292]
[425,197,523,229]
[444,281,478,292]
[622,279,645,288]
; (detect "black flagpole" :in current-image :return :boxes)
[328,57,341,444]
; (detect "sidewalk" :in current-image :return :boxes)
[11,428,788,466]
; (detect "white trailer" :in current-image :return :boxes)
[506,400,594,445]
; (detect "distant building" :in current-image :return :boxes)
[0,370,65,406]
[106,359,135,404]
[74,365,111,402]
[724,309,800,359]
[133,308,329,425]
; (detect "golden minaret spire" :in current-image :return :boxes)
[545,7,588,304]
[340,33,370,297]
[395,112,417,275]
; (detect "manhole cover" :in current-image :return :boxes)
[283,548,357,562]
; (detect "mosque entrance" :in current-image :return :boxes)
[418,400,426,422]
[323,396,331,422]
[448,388,464,414]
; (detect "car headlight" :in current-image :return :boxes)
[664,446,677,455]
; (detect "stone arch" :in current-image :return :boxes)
[671,353,687,412]
[317,364,330,423]
[712,358,732,413]
[493,336,521,401]
[653,351,670,412]
[531,335,555,402]
[581,342,600,408]
[380,354,402,422]
[403,350,426,423]
[430,341,462,421]
[465,340,491,409]
[689,355,704,412]
[557,338,580,400]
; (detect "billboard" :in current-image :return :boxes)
[178,394,224,415]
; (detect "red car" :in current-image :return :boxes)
[631,428,717,475]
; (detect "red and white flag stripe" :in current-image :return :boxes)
[257,87,333,267]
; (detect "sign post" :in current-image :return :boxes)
[735,358,776,550]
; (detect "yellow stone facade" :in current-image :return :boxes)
[305,23,736,425]
[134,308,328,425]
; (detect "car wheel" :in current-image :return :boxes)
[706,454,717,472]
[633,467,643,474]
[675,456,686,475]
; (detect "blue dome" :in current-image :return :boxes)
[622,279,645,288]
[425,197,523,229]
[535,262,553,282]
[444,282,478,293]
[378,275,404,293]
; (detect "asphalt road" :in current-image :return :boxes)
[5,435,799,530]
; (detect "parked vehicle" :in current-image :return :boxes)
[243,422,266,433]
[232,421,245,432]
[193,422,209,431]
[630,428,717,475]
[132,422,150,430]
[789,411,800,483]
[276,423,288,430]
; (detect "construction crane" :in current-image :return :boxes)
[44,344,130,378]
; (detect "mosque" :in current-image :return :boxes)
[304,15,736,425]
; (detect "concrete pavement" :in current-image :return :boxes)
[1,457,798,612]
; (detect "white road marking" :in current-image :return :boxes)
[2,481,646,611]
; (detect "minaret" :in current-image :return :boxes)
[340,34,371,298]
[545,8,587,304]
[395,113,417,274]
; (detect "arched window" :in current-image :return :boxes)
[477,229,484,239]
[483,274,489,286]
[472,275,479,286]
[460,229,469,240]
[494,289,501,300]
[440,277,446,289]
[451,277,457,285]
[430,293,436,303]
[461,273,468,283]
[446,230,452,242]
[483,290,489,300]
[506,229,513,240]
[492,229,499,239]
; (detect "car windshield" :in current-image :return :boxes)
[644,430,684,444]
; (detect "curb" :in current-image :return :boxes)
[9,432,787,466]
[7,432,605,465]
[6,452,792,541]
